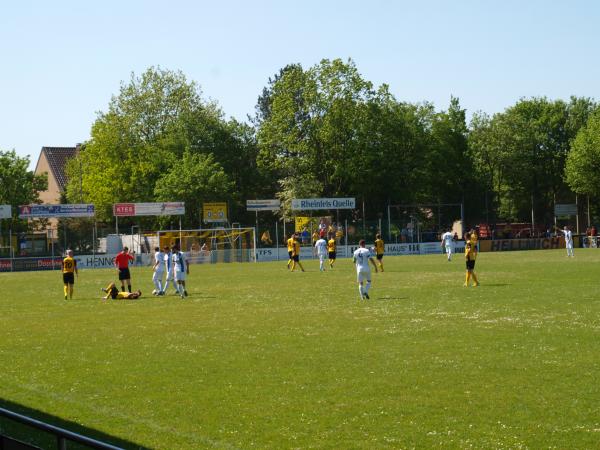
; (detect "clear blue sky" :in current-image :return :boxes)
[1,0,599,168]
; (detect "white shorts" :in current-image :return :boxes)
[445,245,453,253]
[174,270,186,282]
[356,270,371,283]
[318,253,326,261]
[153,270,164,281]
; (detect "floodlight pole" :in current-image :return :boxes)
[362,199,366,236]
[63,219,67,253]
[576,194,580,234]
[282,220,286,248]
[531,194,535,236]
[275,220,279,261]
[255,211,259,244]
[587,195,591,228]
[93,220,97,269]
[387,204,391,242]
[9,227,13,272]
[344,219,348,255]
[51,229,55,269]
[460,202,465,237]
[253,226,257,263]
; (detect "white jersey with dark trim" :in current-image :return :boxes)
[172,251,187,272]
[353,247,372,272]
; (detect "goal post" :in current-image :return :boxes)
[157,227,256,264]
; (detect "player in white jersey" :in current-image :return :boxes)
[162,246,175,294]
[314,237,328,271]
[172,244,190,298]
[556,225,574,257]
[352,239,378,299]
[152,246,166,295]
[440,229,454,261]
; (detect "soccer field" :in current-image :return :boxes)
[1,249,600,449]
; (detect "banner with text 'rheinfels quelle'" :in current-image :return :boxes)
[113,202,185,217]
[291,198,355,210]
[19,204,95,218]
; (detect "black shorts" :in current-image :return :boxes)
[466,260,476,270]
[376,253,383,261]
[118,268,131,280]
[63,272,75,284]
[288,251,293,259]
[292,255,299,262]
[328,251,336,260]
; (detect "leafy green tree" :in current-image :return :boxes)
[256,59,479,220]
[253,64,304,127]
[66,67,223,220]
[0,150,47,226]
[257,58,403,215]
[154,152,234,227]
[469,111,518,221]
[417,97,476,208]
[276,173,323,220]
[469,97,594,225]
[565,110,600,196]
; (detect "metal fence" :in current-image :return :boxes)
[0,207,465,263]
[0,407,123,450]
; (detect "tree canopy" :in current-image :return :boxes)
[55,62,600,230]
[0,150,47,225]
[566,109,600,196]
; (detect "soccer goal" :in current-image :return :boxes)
[387,203,464,243]
[157,227,256,264]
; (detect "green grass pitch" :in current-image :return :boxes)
[1,249,600,449]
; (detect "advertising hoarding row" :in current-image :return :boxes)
[9,197,356,221]
[19,204,95,218]
[113,202,185,217]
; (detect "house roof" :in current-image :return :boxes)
[36,146,79,192]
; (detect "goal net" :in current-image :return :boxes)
[388,203,463,243]
[157,227,256,264]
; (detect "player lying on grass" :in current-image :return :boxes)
[101,282,142,300]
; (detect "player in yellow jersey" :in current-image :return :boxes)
[61,250,78,299]
[469,229,478,248]
[327,234,337,268]
[291,233,305,272]
[286,233,295,269]
[374,233,385,272]
[102,282,142,300]
[464,242,479,287]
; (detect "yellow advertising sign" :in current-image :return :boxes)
[295,216,313,232]
[203,202,228,223]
